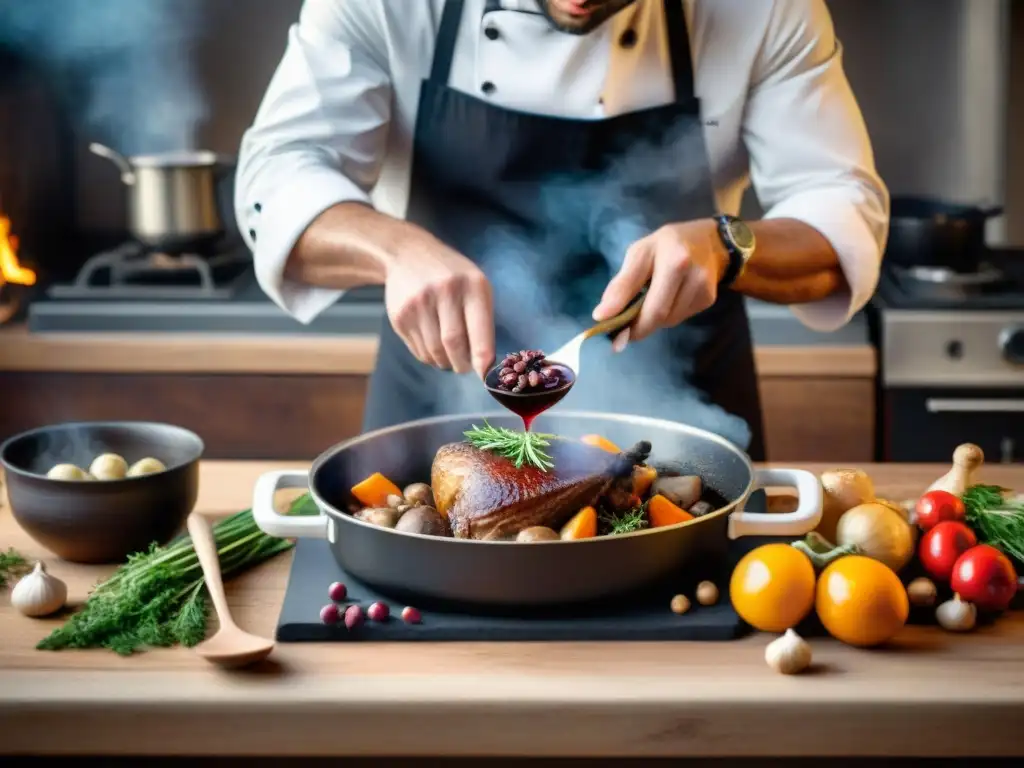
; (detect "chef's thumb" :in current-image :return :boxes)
[593,244,650,321]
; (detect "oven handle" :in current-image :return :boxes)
[926,398,1024,413]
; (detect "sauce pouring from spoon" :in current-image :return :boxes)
[484,284,649,430]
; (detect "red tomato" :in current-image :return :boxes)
[915,490,966,531]
[918,521,977,582]
[951,545,1019,612]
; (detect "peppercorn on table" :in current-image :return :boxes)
[1,460,1023,759]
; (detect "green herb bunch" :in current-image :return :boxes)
[0,547,29,588]
[962,484,1024,565]
[599,505,649,535]
[464,421,555,471]
[37,494,318,656]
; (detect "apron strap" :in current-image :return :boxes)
[663,0,696,104]
[431,0,465,85]
[431,0,696,106]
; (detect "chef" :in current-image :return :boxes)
[236,0,889,460]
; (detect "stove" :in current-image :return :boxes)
[27,241,386,335]
[871,249,1024,463]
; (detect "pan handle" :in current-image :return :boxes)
[251,469,329,540]
[727,468,823,539]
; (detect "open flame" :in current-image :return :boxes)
[0,214,37,287]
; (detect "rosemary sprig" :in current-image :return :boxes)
[463,420,555,472]
[961,484,1024,565]
[0,547,29,588]
[600,505,649,535]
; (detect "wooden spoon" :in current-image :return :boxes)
[187,513,274,669]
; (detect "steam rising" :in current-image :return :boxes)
[0,0,207,153]
[446,120,752,451]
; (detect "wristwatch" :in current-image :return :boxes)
[714,214,755,288]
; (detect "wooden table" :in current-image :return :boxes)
[1,461,1023,759]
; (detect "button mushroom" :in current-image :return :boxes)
[395,505,448,537]
[651,475,702,510]
[355,507,404,529]
[516,526,560,542]
[403,483,435,508]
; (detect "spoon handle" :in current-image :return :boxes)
[583,283,650,341]
[187,513,236,630]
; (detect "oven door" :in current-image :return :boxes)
[882,387,1024,463]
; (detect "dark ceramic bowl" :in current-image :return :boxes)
[0,421,204,563]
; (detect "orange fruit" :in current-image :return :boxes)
[816,555,909,647]
[729,544,816,632]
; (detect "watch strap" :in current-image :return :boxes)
[715,214,747,288]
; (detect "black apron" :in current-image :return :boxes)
[362,0,765,460]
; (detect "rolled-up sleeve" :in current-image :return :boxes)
[234,0,391,324]
[743,0,890,332]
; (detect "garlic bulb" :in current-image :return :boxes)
[765,629,813,675]
[11,562,67,618]
[936,595,976,632]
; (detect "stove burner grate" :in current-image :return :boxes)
[48,241,250,300]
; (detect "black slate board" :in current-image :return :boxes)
[276,491,782,643]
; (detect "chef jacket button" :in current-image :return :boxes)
[484,26,500,40]
[249,229,257,241]
[482,81,496,95]
[619,28,638,48]
[254,202,262,212]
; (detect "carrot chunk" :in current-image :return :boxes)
[580,434,621,453]
[351,472,403,508]
[560,506,598,540]
[647,494,695,528]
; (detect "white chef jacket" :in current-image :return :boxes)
[236,0,890,332]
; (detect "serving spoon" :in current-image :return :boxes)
[547,283,650,374]
[484,285,649,429]
[187,513,275,669]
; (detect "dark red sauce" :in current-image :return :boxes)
[485,359,575,431]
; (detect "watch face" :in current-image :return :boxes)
[728,219,755,251]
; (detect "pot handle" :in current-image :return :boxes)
[251,469,328,540]
[728,468,823,539]
[88,142,136,185]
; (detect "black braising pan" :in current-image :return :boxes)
[253,412,822,607]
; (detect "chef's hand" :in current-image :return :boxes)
[385,234,495,378]
[592,220,728,348]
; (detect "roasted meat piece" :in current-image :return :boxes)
[431,439,651,540]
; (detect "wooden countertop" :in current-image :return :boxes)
[0,324,876,377]
[2,460,1020,759]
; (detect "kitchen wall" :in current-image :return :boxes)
[4,0,1021,245]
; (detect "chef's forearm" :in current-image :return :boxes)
[283,202,426,289]
[731,218,846,304]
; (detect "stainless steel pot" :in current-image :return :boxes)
[253,412,822,607]
[89,142,233,254]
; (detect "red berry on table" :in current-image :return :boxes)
[401,606,422,624]
[344,604,365,630]
[328,581,347,602]
[368,601,390,622]
[915,490,966,531]
[918,521,977,583]
[320,604,341,625]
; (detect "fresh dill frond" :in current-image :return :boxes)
[962,484,1024,565]
[36,494,316,656]
[0,547,29,588]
